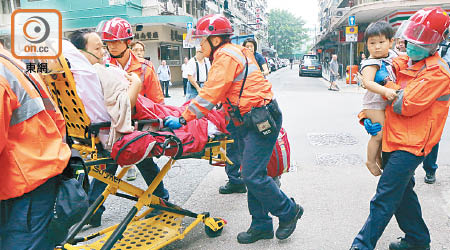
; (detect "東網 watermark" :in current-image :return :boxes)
[11,9,62,59]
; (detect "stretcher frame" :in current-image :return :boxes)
[41,55,233,250]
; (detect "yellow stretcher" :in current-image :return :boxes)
[41,55,233,250]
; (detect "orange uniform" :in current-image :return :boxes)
[109,51,165,104]
[383,53,450,156]
[0,46,71,200]
[182,43,273,122]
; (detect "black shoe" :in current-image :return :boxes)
[165,95,171,98]
[424,172,436,184]
[349,247,360,250]
[389,237,430,250]
[275,199,304,240]
[87,213,102,228]
[237,228,274,244]
[219,182,247,194]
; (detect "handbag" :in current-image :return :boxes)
[48,150,89,245]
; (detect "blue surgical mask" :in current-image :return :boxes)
[406,43,430,61]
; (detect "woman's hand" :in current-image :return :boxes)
[356,72,367,89]
[125,72,141,85]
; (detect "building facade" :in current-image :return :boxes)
[314,0,450,76]
[0,0,268,83]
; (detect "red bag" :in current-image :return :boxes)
[111,131,157,166]
[267,128,291,177]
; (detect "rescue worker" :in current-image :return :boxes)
[98,17,164,104]
[98,18,164,187]
[351,7,450,250]
[164,14,303,244]
[0,44,72,249]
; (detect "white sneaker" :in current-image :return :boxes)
[126,166,138,181]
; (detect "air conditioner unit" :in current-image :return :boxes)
[333,7,349,17]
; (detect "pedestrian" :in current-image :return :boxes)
[329,54,340,90]
[164,14,303,244]
[185,49,210,100]
[350,7,450,250]
[181,57,189,96]
[289,57,294,69]
[358,52,366,65]
[395,38,407,53]
[0,43,72,250]
[357,21,398,176]
[242,38,270,76]
[157,60,171,98]
[131,41,145,59]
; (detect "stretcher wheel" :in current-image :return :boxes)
[204,217,226,238]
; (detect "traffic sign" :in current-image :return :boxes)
[348,16,356,26]
[187,22,193,30]
[346,26,358,34]
[345,26,358,42]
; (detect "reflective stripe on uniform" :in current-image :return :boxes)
[194,95,215,110]
[437,59,450,75]
[220,47,246,65]
[188,103,205,119]
[393,89,404,115]
[233,64,259,83]
[437,94,450,101]
[0,62,46,126]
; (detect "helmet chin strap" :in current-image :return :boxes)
[108,46,128,59]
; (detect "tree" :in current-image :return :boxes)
[268,9,309,56]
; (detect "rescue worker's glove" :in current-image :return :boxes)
[364,118,382,136]
[374,62,390,85]
[164,116,182,129]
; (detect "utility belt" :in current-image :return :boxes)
[229,99,282,137]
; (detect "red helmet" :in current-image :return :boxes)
[98,17,133,41]
[193,14,234,38]
[396,7,450,45]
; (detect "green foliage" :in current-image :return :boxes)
[268,9,309,56]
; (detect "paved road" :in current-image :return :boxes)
[81,66,450,250]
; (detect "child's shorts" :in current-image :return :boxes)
[362,91,387,110]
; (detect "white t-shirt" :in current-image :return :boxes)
[181,63,189,78]
[62,40,110,123]
[186,57,211,82]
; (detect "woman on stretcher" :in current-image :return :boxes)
[56,33,228,158]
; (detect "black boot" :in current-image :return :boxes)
[219,182,247,194]
[389,238,430,250]
[237,228,274,244]
[275,198,304,240]
[87,212,102,228]
[424,172,436,184]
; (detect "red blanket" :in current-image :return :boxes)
[133,95,228,155]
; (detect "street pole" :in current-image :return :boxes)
[349,42,353,84]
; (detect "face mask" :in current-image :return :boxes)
[406,43,430,61]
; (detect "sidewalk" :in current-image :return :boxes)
[321,69,365,94]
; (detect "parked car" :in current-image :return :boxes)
[281,59,289,67]
[299,58,322,77]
